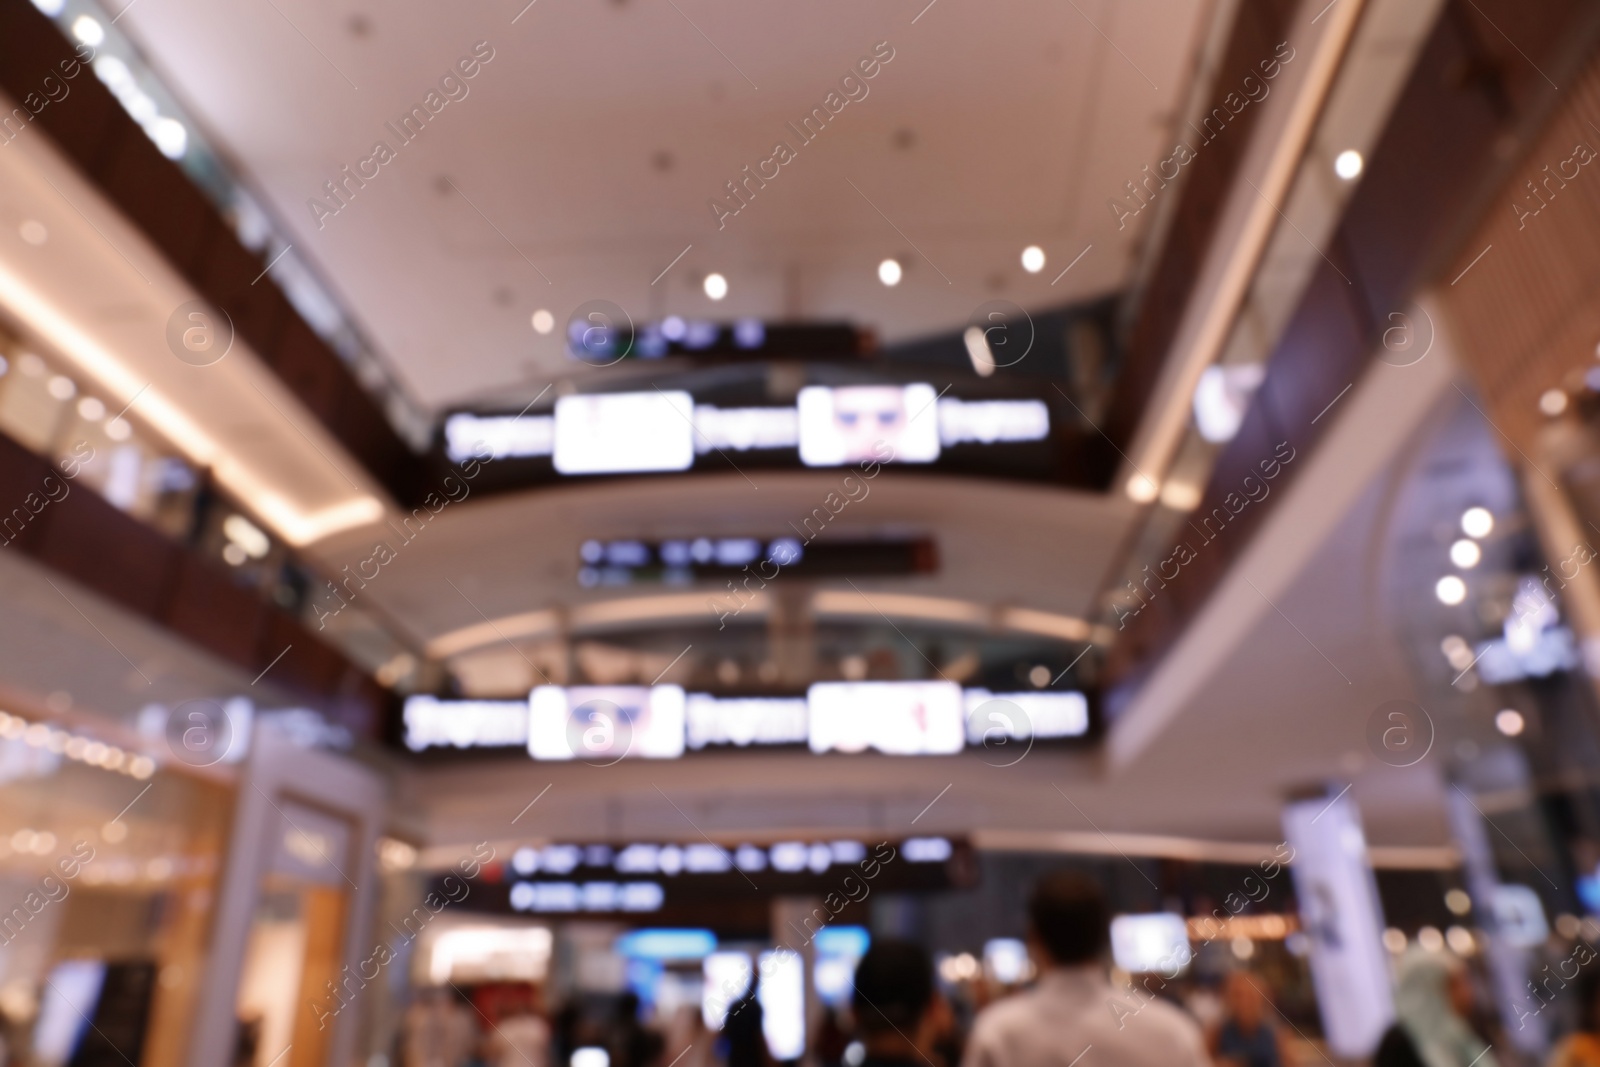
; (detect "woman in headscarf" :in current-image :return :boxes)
[1373,949,1498,1067]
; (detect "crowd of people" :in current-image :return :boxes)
[399,872,1597,1067]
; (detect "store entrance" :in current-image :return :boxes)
[232,801,353,1067]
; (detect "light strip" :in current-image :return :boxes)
[0,258,381,545]
[999,607,1092,642]
[811,590,989,625]
[426,609,561,659]
[571,593,764,629]
[427,595,1102,661]
[973,828,1457,869]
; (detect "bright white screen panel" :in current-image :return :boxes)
[1109,913,1190,974]
[758,950,806,1061]
[703,952,753,1029]
[1282,793,1394,1058]
[962,690,1089,741]
[528,685,686,760]
[807,681,964,755]
[797,384,940,467]
[553,392,695,475]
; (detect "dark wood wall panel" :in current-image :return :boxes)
[0,433,391,736]
[1439,31,1600,449]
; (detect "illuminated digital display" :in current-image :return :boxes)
[444,412,555,462]
[692,406,800,452]
[403,696,530,751]
[528,685,686,761]
[444,395,1050,468]
[797,384,942,467]
[703,952,753,1029]
[814,926,870,1007]
[807,681,965,755]
[578,536,936,588]
[685,694,809,749]
[937,398,1050,445]
[508,880,665,913]
[433,838,964,921]
[411,685,1088,754]
[1109,914,1191,974]
[552,392,696,475]
[759,950,806,1060]
[962,690,1090,740]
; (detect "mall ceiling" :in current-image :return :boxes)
[115,0,1212,407]
[2,0,1572,859]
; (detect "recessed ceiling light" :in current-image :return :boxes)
[1449,539,1481,569]
[46,375,76,401]
[878,259,902,287]
[150,117,188,160]
[77,397,105,421]
[1435,575,1467,605]
[1125,474,1158,503]
[1460,507,1494,538]
[19,220,46,246]
[704,273,728,300]
[531,309,554,334]
[71,15,104,46]
[1494,708,1525,737]
[1539,388,1568,416]
[1021,246,1046,273]
[1334,149,1363,180]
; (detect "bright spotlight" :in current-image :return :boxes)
[1334,150,1363,180]
[72,15,104,46]
[703,273,728,301]
[1126,474,1158,504]
[1460,507,1494,539]
[531,309,555,334]
[1020,246,1046,273]
[1494,709,1525,737]
[1435,575,1466,605]
[150,117,188,160]
[878,259,902,287]
[1449,539,1481,569]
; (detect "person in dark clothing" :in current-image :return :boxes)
[851,940,951,1067]
[611,992,664,1067]
[723,988,769,1067]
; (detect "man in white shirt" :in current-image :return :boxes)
[961,872,1210,1067]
